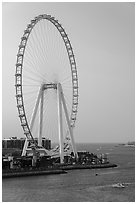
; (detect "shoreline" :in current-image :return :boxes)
[2,169,67,178]
[59,163,117,170]
[2,163,117,178]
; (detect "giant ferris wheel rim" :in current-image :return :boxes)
[15,14,78,143]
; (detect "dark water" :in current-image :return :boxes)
[2,143,135,202]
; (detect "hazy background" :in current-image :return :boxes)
[2,2,135,143]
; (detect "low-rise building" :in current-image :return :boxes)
[2,137,51,150]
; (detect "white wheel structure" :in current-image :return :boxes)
[15,14,78,163]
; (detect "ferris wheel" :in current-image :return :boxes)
[15,14,78,163]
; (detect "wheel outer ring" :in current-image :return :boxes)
[15,14,78,144]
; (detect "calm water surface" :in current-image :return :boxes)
[2,143,135,202]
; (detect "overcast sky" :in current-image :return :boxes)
[2,2,135,143]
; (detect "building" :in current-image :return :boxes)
[2,137,51,150]
[41,137,51,150]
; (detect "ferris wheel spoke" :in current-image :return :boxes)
[23,69,42,81]
[43,21,51,66]
[29,31,45,72]
[26,37,41,69]
[33,27,47,67]
[24,46,40,70]
[38,22,51,67]
[28,33,51,83]
[23,90,40,95]
[60,75,72,84]
[26,44,42,72]
[63,94,72,110]
[23,64,47,82]
[23,50,42,71]
[22,84,40,87]
[39,22,49,66]
[22,74,43,83]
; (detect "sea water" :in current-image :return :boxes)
[2,143,135,202]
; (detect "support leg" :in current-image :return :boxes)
[59,83,78,160]
[38,89,44,146]
[57,83,64,163]
[30,86,43,131]
[22,86,42,156]
[22,138,29,156]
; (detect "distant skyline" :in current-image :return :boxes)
[2,2,135,143]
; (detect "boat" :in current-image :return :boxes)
[112,183,125,188]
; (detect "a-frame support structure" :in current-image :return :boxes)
[22,83,78,163]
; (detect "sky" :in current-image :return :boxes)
[2,2,135,143]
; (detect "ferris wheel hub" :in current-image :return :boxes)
[42,83,57,90]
